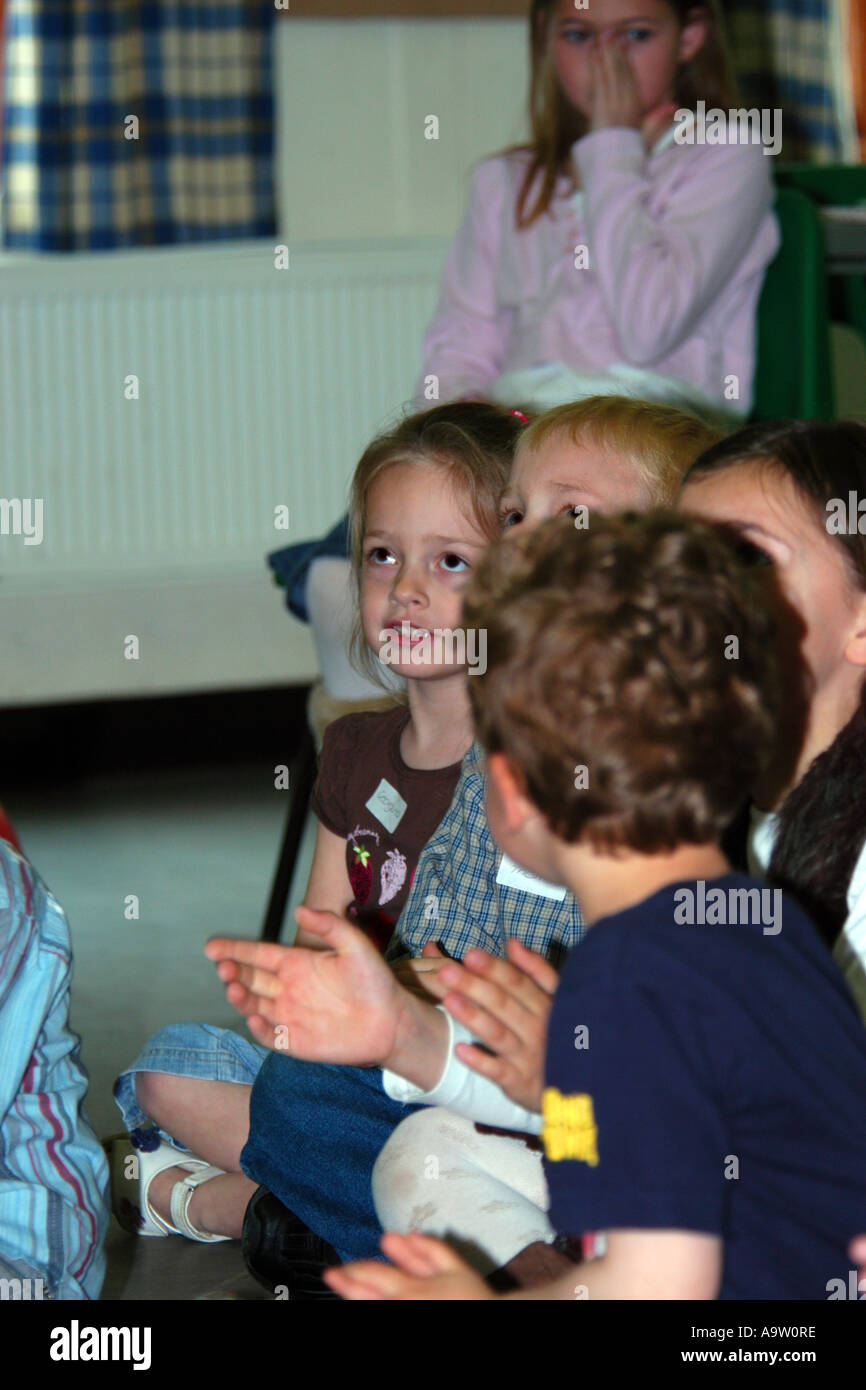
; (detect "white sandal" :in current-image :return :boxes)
[106,1133,232,1243]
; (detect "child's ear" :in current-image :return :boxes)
[487,751,533,831]
[677,6,709,65]
[843,593,866,669]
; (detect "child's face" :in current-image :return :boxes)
[500,429,653,537]
[678,463,866,704]
[549,0,704,121]
[360,461,490,681]
[483,428,658,883]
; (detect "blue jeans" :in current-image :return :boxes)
[114,1022,268,1150]
[241,1051,421,1262]
[115,1024,420,1264]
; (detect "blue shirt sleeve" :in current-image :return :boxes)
[543,972,730,1240]
[0,847,109,1299]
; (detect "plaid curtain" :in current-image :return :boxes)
[724,0,853,162]
[1,1,275,250]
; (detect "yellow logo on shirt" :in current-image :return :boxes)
[541,1088,599,1166]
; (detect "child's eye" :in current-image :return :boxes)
[440,552,469,573]
[366,546,396,566]
[735,539,773,569]
[561,26,592,45]
[500,508,524,529]
[624,26,653,43]
[561,503,584,520]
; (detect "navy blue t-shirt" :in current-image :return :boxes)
[542,873,866,1300]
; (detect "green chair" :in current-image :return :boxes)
[774,163,866,359]
[751,186,835,420]
[775,162,866,207]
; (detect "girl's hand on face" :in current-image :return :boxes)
[585,33,644,133]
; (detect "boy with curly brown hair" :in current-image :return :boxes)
[210,510,866,1300]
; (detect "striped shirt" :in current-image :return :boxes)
[390,740,584,966]
[0,845,108,1299]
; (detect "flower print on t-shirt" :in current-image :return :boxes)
[379,848,407,906]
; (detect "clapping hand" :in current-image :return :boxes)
[205,906,404,1066]
[418,937,559,1113]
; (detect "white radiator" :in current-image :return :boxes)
[0,237,447,705]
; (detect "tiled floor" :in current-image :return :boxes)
[8,762,308,1300]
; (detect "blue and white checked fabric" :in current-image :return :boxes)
[389,740,584,968]
[725,0,849,162]
[0,843,108,1299]
[1,1,276,250]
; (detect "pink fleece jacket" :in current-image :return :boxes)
[416,122,780,413]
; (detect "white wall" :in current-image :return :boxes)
[275,17,528,241]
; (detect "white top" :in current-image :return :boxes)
[748,805,866,1020]
[382,1008,543,1135]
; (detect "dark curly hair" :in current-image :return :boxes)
[462,510,781,853]
[683,418,866,947]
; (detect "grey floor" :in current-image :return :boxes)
[9,763,313,1301]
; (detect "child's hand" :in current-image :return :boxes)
[205,907,404,1066]
[390,941,449,1001]
[420,938,558,1113]
[585,33,644,133]
[323,1231,494,1301]
[641,98,680,152]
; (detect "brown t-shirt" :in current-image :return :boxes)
[311,705,464,950]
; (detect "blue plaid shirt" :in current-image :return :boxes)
[390,741,583,966]
[0,845,108,1298]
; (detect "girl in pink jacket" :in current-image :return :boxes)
[417,0,779,423]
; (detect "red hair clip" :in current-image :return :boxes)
[510,409,529,423]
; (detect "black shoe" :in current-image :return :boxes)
[241,1186,341,1301]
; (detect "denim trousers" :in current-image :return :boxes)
[115,1022,419,1261]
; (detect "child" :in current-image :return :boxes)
[367,417,866,1285]
[224,512,866,1301]
[110,401,523,1245]
[205,398,721,1276]
[419,0,778,421]
[270,0,767,700]
[393,397,721,968]
[678,419,866,1015]
[0,839,108,1299]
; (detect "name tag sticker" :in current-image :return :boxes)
[365,779,407,834]
[496,853,567,901]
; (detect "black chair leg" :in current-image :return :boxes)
[260,723,318,942]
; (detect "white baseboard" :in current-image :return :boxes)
[1,565,317,706]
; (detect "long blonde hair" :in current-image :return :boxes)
[514,0,740,227]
